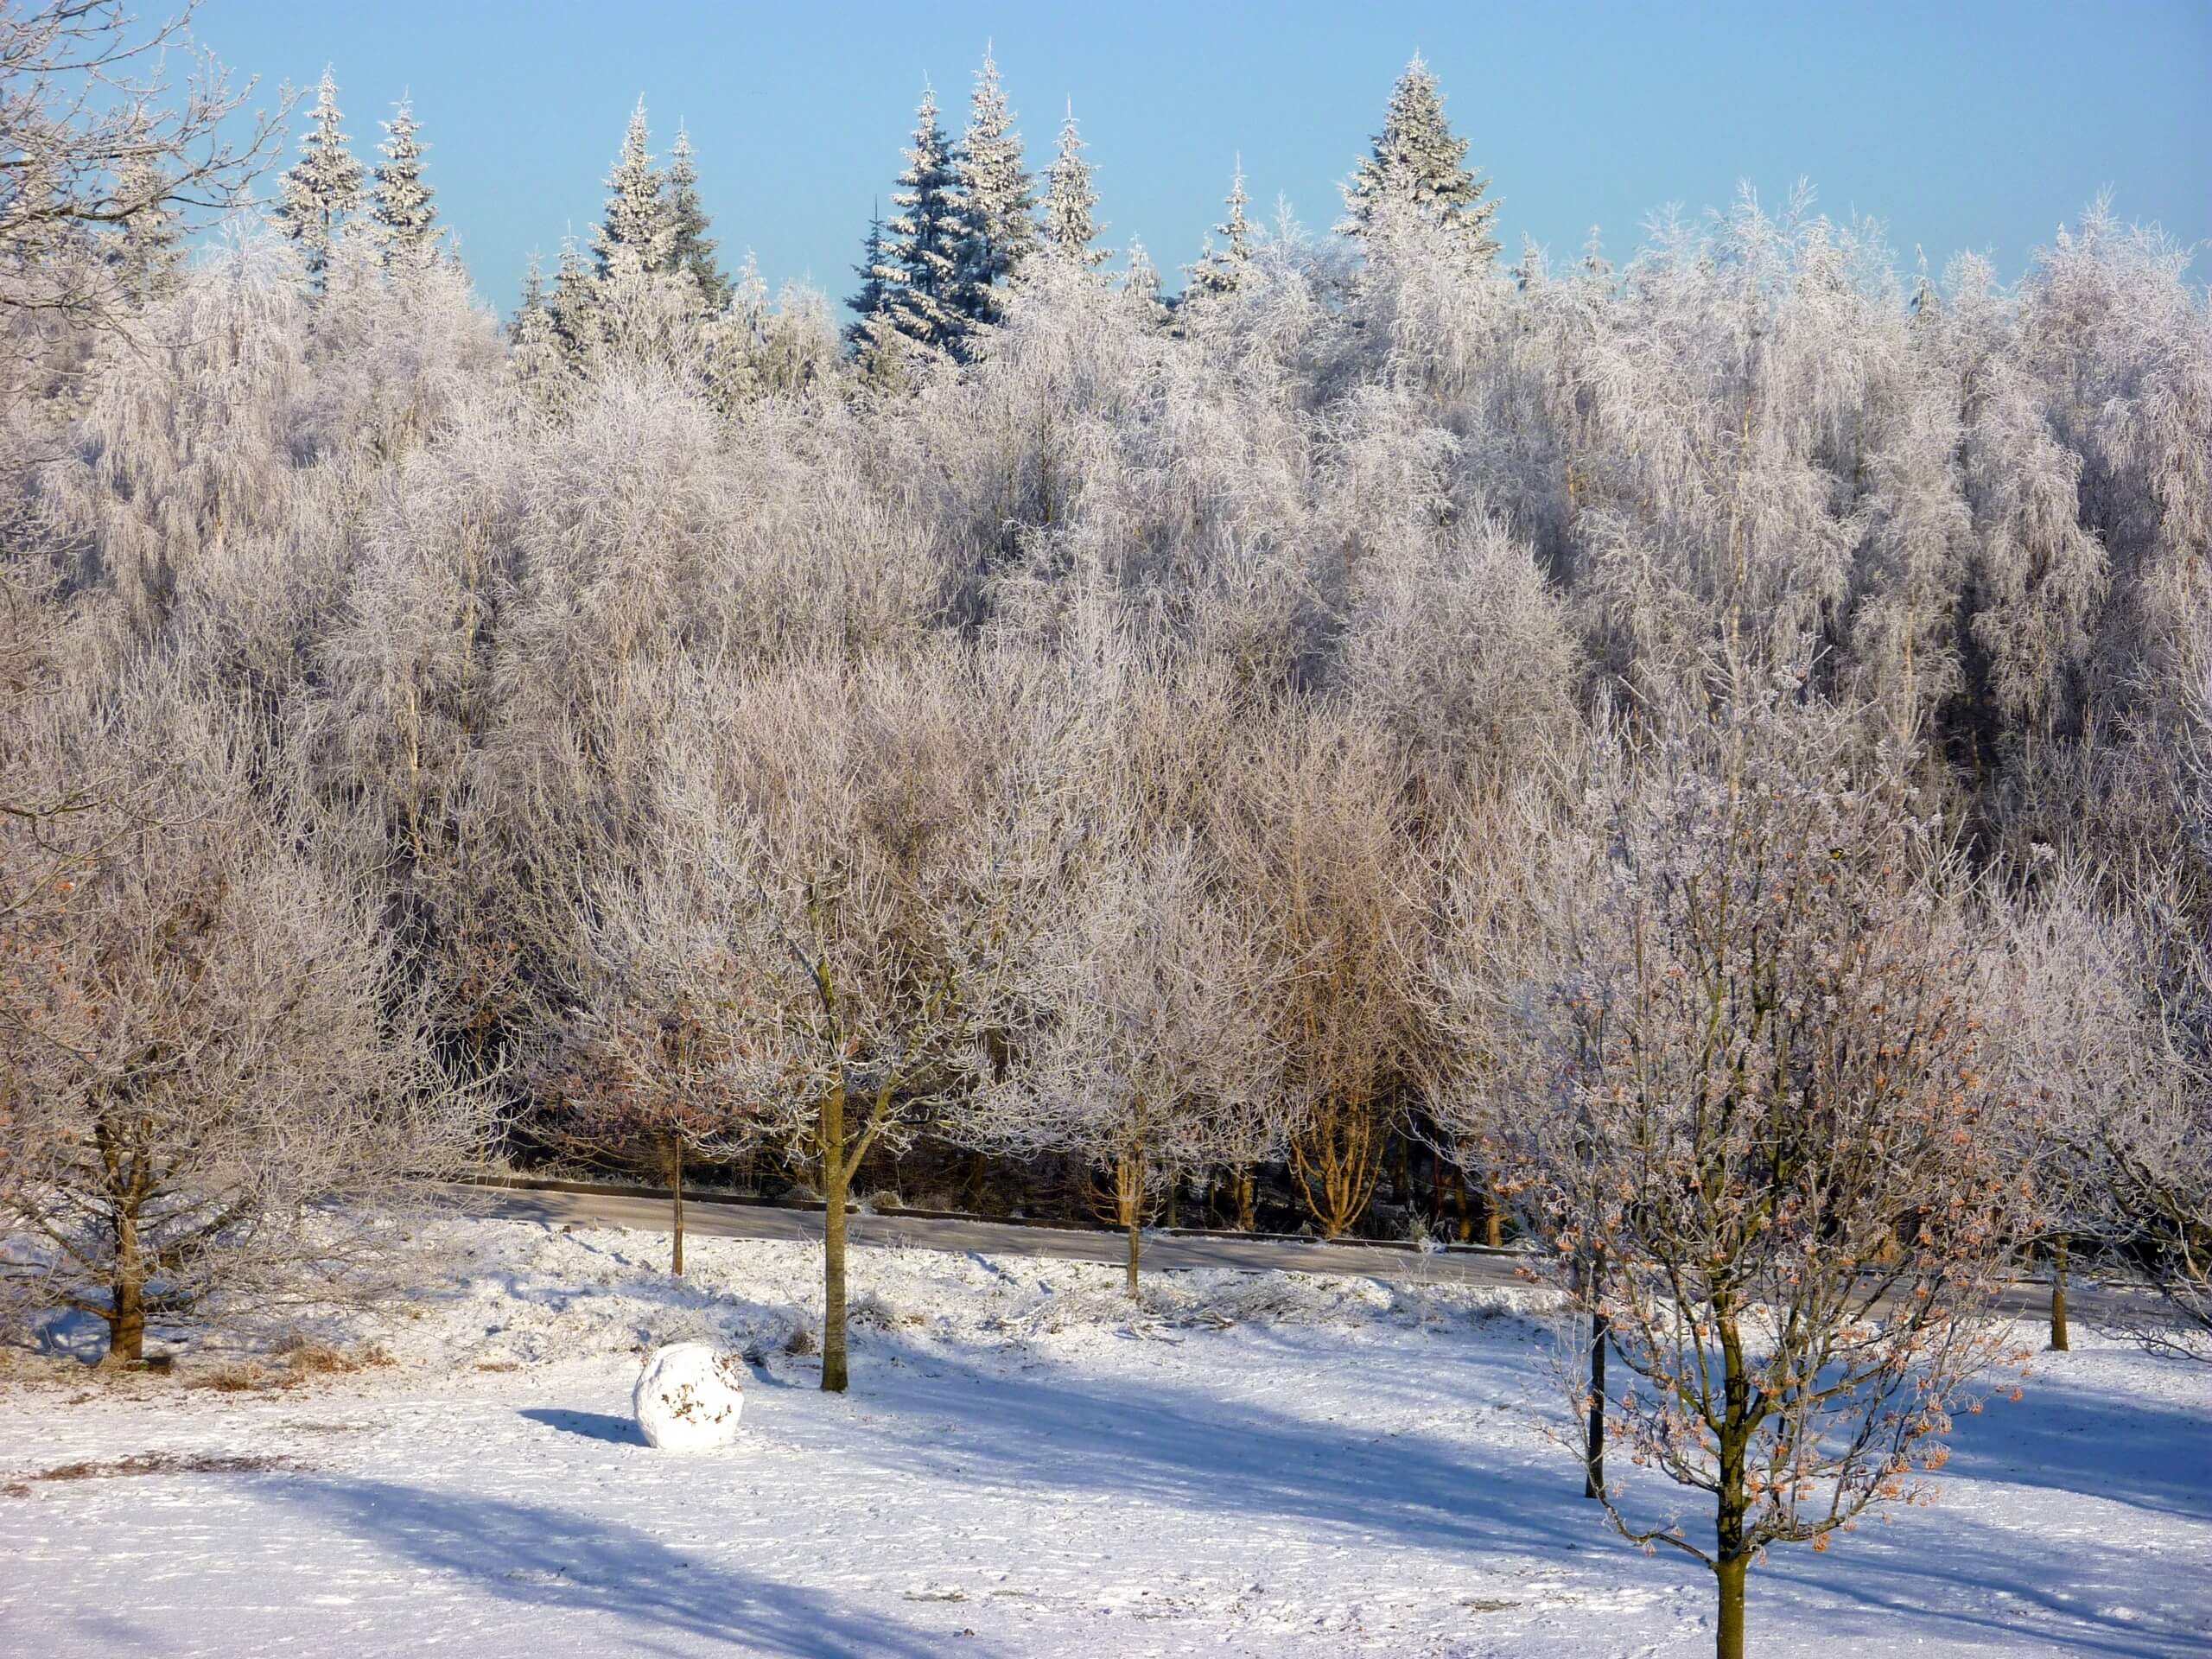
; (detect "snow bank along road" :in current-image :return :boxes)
[460,1178,2168,1325]
[1,1217,2207,1658]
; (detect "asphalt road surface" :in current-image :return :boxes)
[455,1181,2167,1327]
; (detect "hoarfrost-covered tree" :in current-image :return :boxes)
[276,67,365,289]
[0,690,484,1365]
[111,159,186,308]
[1439,680,2036,1659]
[549,231,603,361]
[873,86,967,357]
[1039,103,1107,271]
[973,831,1280,1295]
[843,207,892,351]
[507,253,564,390]
[577,654,1036,1391]
[0,0,285,359]
[1339,56,1498,266]
[664,125,728,306]
[370,94,438,270]
[953,48,1035,326]
[593,98,671,278]
[1185,159,1255,301]
[1117,238,1166,328]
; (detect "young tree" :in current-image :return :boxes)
[1339,55,1498,267]
[370,94,438,270]
[1185,160,1254,301]
[843,207,892,353]
[277,67,365,289]
[953,48,1035,326]
[544,838,775,1277]
[1440,681,2034,1659]
[592,99,671,278]
[549,232,603,362]
[111,159,186,307]
[967,817,1281,1296]
[0,698,481,1364]
[507,254,565,390]
[1039,104,1107,272]
[872,87,968,357]
[664,126,728,306]
[602,654,1031,1391]
[1225,710,1425,1239]
[1118,238,1166,329]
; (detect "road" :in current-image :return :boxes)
[460,1182,1528,1286]
[454,1181,2166,1327]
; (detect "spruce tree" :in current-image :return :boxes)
[664,127,728,306]
[844,207,892,351]
[1039,103,1108,271]
[550,232,603,362]
[509,254,565,388]
[952,48,1034,326]
[1338,55,1498,264]
[730,251,770,349]
[1186,158,1255,300]
[113,158,184,307]
[1121,237,1168,328]
[276,67,365,289]
[371,95,439,270]
[593,99,671,278]
[874,87,967,356]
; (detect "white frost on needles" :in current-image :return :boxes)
[632,1340,745,1451]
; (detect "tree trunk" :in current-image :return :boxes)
[1116,1153,1143,1300]
[670,1137,686,1278]
[1484,1177,1503,1250]
[1586,1301,1606,1499]
[105,1204,146,1368]
[2050,1233,2070,1352]
[1714,1554,1749,1659]
[821,1084,849,1394]
[1233,1165,1255,1232]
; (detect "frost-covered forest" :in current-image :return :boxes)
[3,5,2210,1655]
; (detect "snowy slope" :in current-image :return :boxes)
[0,1217,2205,1657]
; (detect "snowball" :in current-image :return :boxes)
[632,1341,746,1452]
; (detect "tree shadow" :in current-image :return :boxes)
[518,1408,645,1446]
[1936,1372,2212,1522]
[830,1331,2209,1656]
[266,1475,985,1658]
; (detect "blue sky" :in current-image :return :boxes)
[194,0,2209,317]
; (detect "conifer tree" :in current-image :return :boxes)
[593,99,671,279]
[371,95,438,270]
[276,67,365,289]
[1339,55,1498,265]
[844,207,892,351]
[874,87,967,356]
[1186,159,1255,300]
[664,127,728,306]
[952,48,1035,325]
[1039,103,1108,271]
[730,252,770,349]
[550,232,603,362]
[113,158,184,307]
[1121,237,1168,328]
[509,254,565,389]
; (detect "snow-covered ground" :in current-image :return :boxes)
[1,1217,2207,1657]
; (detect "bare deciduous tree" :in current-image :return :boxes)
[1438,680,2035,1659]
[2,0,288,380]
[2,691,483,1363]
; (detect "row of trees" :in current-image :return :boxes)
[2,10,2208,1655]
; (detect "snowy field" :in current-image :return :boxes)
[1,1217,2208,1658]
